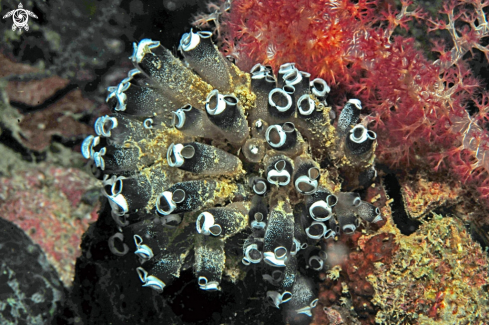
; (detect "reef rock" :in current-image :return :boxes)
[0,217,64,325]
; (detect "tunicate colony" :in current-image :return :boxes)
[81,29,382,324]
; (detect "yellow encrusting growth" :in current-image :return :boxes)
[369,216,489,324]
[400,174,462,220]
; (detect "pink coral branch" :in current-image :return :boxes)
[430,0,489,70]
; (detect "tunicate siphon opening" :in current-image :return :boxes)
[309,223,325,236]
[269,89,291,111]
[275,160,286,171]
[275,247,287,258]
[112,178,123,195]
[254,212,264,222]
[249,248,261,260]
[311,203,331,220]
[309,256,322,270]
[253,179,267,194]
[268,127,282,145]
[181,145,195,159]
[283,122,295,132]
[158,196,172,212]
[172,189,185,203]
[243,138,266,163]
[298,182,315,193]
[353,125,364,140]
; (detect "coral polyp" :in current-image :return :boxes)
[81,29,383,323]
